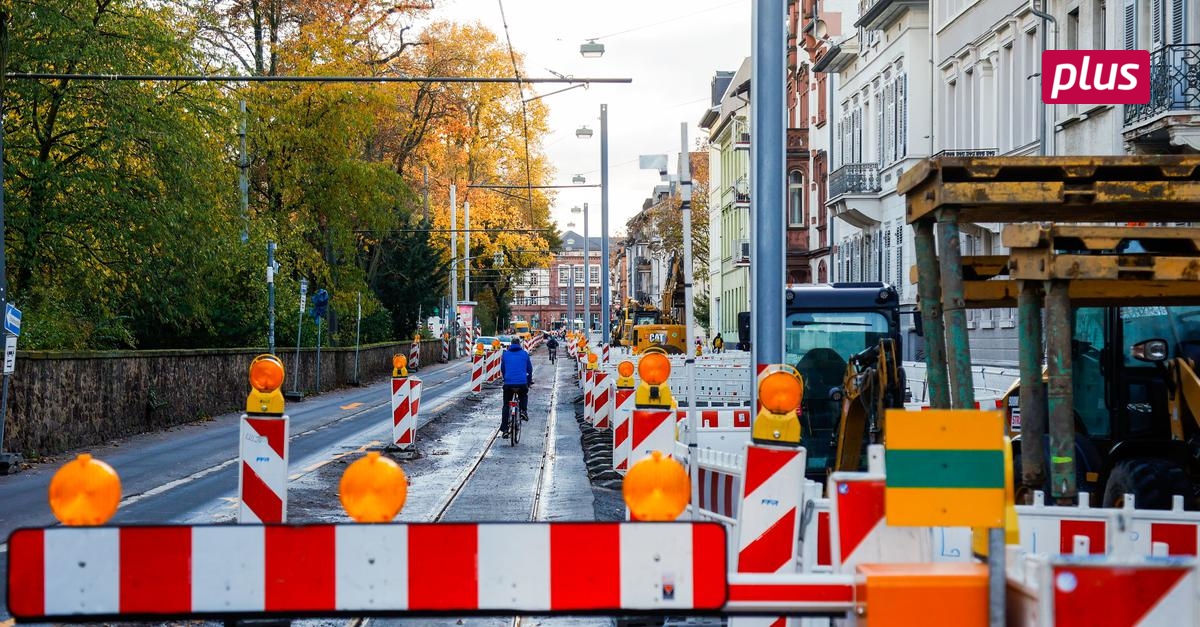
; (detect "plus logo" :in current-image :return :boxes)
[1042,50,1150,104]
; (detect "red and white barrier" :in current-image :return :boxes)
[409,339,420,371]
[583,369,595,425]
[1007,552,1200,627]
[828,469,932,571]
[238,414,289,524]
[629,408,677,464]
[390,377,419,449]
[440,336,449,363]
[696,459,741,523]
[592,372,612,430]
[602,344,610,364]
[5,522,728,620]
[1018,492,1117,557]
[725,573,856,615]
[486,349,502,383]
[612,385,635,474]
[730,444,805,627]
[471,353,484,394]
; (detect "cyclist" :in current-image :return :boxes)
[546,334,559,363]
[500,337,533,437]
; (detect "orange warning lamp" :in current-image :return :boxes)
[393,354,408,378]
[638,352,671,385]
[587,352,598,370]
[49,454,121,526]
[752,367,804,446]
[616,359,636,388]
[247,354,286,415]
[492,339,501,350]
[623,451,689,521]
[340,452,408,523]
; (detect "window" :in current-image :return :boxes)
[559,288,568,305]
[1124,0,1137,49]
[576,291,584,305]
[1095,0,1107,48]
[575,266,585,283]
[897,74,907,159]
[1068,8,1081,116]
[788,170,805,227]
[558,266,570,284]
[895,224,904,291]
[589,265,600,284]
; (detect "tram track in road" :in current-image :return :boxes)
[350,355,563,627]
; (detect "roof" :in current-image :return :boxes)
[558,231,604,252]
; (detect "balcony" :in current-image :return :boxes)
[854,0,927,31]
[1124,44,1200,151]
[828,163,881,199]
[733,119,750,150]
[730,185,750,208]
[787,128,809,155]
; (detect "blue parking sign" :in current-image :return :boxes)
[4,303,20,336]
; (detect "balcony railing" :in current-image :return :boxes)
[1124,44,1200,127]
[829,163,881,198]
[931,148,998,158]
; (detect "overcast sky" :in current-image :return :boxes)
[427,0,752,238]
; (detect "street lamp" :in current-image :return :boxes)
[575,106,611,343]
[580,39,605,58]
[576,125,593,139]
[573,174,586,184]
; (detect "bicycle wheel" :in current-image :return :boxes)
[510,412,520,445]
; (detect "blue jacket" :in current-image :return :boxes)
[501,343,533,385]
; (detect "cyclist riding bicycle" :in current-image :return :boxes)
[545,335,559,363]
[500,337,533,437]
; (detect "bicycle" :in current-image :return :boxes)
[548,348,557,364]
[507,395,522,445]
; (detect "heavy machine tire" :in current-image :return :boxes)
[1102,458,1190,510]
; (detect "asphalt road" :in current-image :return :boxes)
[0,357,473,620]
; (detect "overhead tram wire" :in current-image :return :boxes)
[497,0,537,226]
[6,73,632,85]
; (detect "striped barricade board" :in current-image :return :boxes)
[7,522,728,621]
[1008,554,1200,627]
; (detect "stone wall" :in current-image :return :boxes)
[1,339,459,457]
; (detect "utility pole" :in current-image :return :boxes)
[239,101,249,243]
[0,11,15,473]
[680,122,699,515]
[267,242,276,354]
[600,104,611,345]
[583,202,590,335]
[450,185,458,347]
[464,200,472,302]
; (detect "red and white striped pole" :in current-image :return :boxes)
[613,361,636,474]
[592,371,613,430]
[471,350,484,394]
[239,355,290,524]
[390,355,421,451]
[440,333,449,363]
[409,335,421,372]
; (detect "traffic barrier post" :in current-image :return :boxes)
[239,355,290,524]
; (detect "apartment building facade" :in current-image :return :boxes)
[700,58,753,339]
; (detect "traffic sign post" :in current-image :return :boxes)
[286,279,309,400]
[0,331,19,474]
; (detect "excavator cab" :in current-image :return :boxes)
[778,283,905,480]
